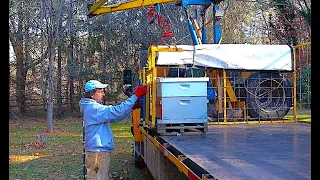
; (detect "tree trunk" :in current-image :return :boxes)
[14,39,27,114]
[57,43,63,116]
[79,45,84,95]
[41,0,47,109]
[68,36,75,110]
[47,44,54,133]
[46,0,63,132]
[68,1,75,110]
[10,0,27,114]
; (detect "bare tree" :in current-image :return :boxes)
[45,0,64,132]
[40,0,48,109]
[9,0,28,114]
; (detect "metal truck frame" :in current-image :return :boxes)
[128,45,310,180]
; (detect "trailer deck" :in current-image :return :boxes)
[160,122,311,180]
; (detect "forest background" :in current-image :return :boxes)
[9,0,311,179]
[9,0,311,125]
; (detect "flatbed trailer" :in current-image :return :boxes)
[129,44,309,180]
[137,122,310,180]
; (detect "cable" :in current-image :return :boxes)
[83,120,87,180]
[147,5,174,45]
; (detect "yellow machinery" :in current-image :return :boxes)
[135,44,294,127]
[87,0,295,125]
[85,1,304,179]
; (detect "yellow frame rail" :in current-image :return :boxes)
[139,126,214,180]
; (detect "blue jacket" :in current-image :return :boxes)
[79,95,137,152]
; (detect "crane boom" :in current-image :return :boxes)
[88,0,223,17]
[88,0,178,17]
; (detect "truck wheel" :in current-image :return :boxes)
[245,72,292,120]
[134,154,146,168]
[234,83,247,101]
[133,142,146,168]
[131,126,134,136]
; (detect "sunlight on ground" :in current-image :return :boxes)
[9,154,49,164]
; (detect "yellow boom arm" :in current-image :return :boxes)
[88,0,179,17]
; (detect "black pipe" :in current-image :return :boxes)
[83,120,87,180]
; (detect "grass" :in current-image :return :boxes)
[9,117,152,180]
[284,108,311,123]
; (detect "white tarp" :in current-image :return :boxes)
[156,44,293,71]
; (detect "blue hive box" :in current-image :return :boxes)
[156,77,209,123]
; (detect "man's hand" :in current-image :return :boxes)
[134,85,147,98]
[132,100,143,110]
[123,84,133,97]
[132,105,137,110]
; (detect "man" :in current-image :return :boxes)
[79,79,147,180]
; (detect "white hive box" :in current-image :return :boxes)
[156,77,209,124]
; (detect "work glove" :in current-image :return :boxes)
[134,85,147,98]
[132,100,143,110]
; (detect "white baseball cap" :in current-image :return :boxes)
[84,80,108,93]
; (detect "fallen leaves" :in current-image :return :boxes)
[9,154,49,164]
[24,136,46,149]
[109,159,131,180]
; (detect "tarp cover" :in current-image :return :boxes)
[156,44,293,71]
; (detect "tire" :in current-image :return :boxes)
[131,126,134,136]
[133,142,146,168]
[234,83,247,101]
[134,155,146,168]
[245,72,293,120]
